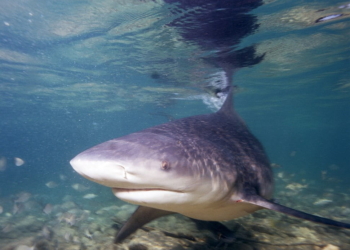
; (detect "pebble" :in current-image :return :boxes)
[321,244,340,250]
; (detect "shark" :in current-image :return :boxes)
[70,86,350,243]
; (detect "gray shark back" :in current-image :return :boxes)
[139,87,273,199]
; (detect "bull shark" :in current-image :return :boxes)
[70,86,350,243]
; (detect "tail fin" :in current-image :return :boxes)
[245,195,350,229]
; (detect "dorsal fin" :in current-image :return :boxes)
[217,86,234,116]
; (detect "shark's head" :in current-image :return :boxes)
[70,130,229,210]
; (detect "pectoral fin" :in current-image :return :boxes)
[114,206,174,243]
[244,195,350,229]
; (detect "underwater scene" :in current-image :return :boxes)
[0,0,350,249]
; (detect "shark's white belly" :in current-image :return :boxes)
[114,188,262,221]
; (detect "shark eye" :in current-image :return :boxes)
[161,161,171,171]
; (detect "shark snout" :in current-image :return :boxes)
[70,154,129,188]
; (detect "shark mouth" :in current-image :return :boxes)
[112,188,184,193]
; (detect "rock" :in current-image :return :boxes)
[340,207,350,216]
[236,243,253,250]
[321,244,340,250]
[14,245,34,250]
[128,244,148,250]
[34,239,54,250]
[87,222,100,231]
[60,201,77,210]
